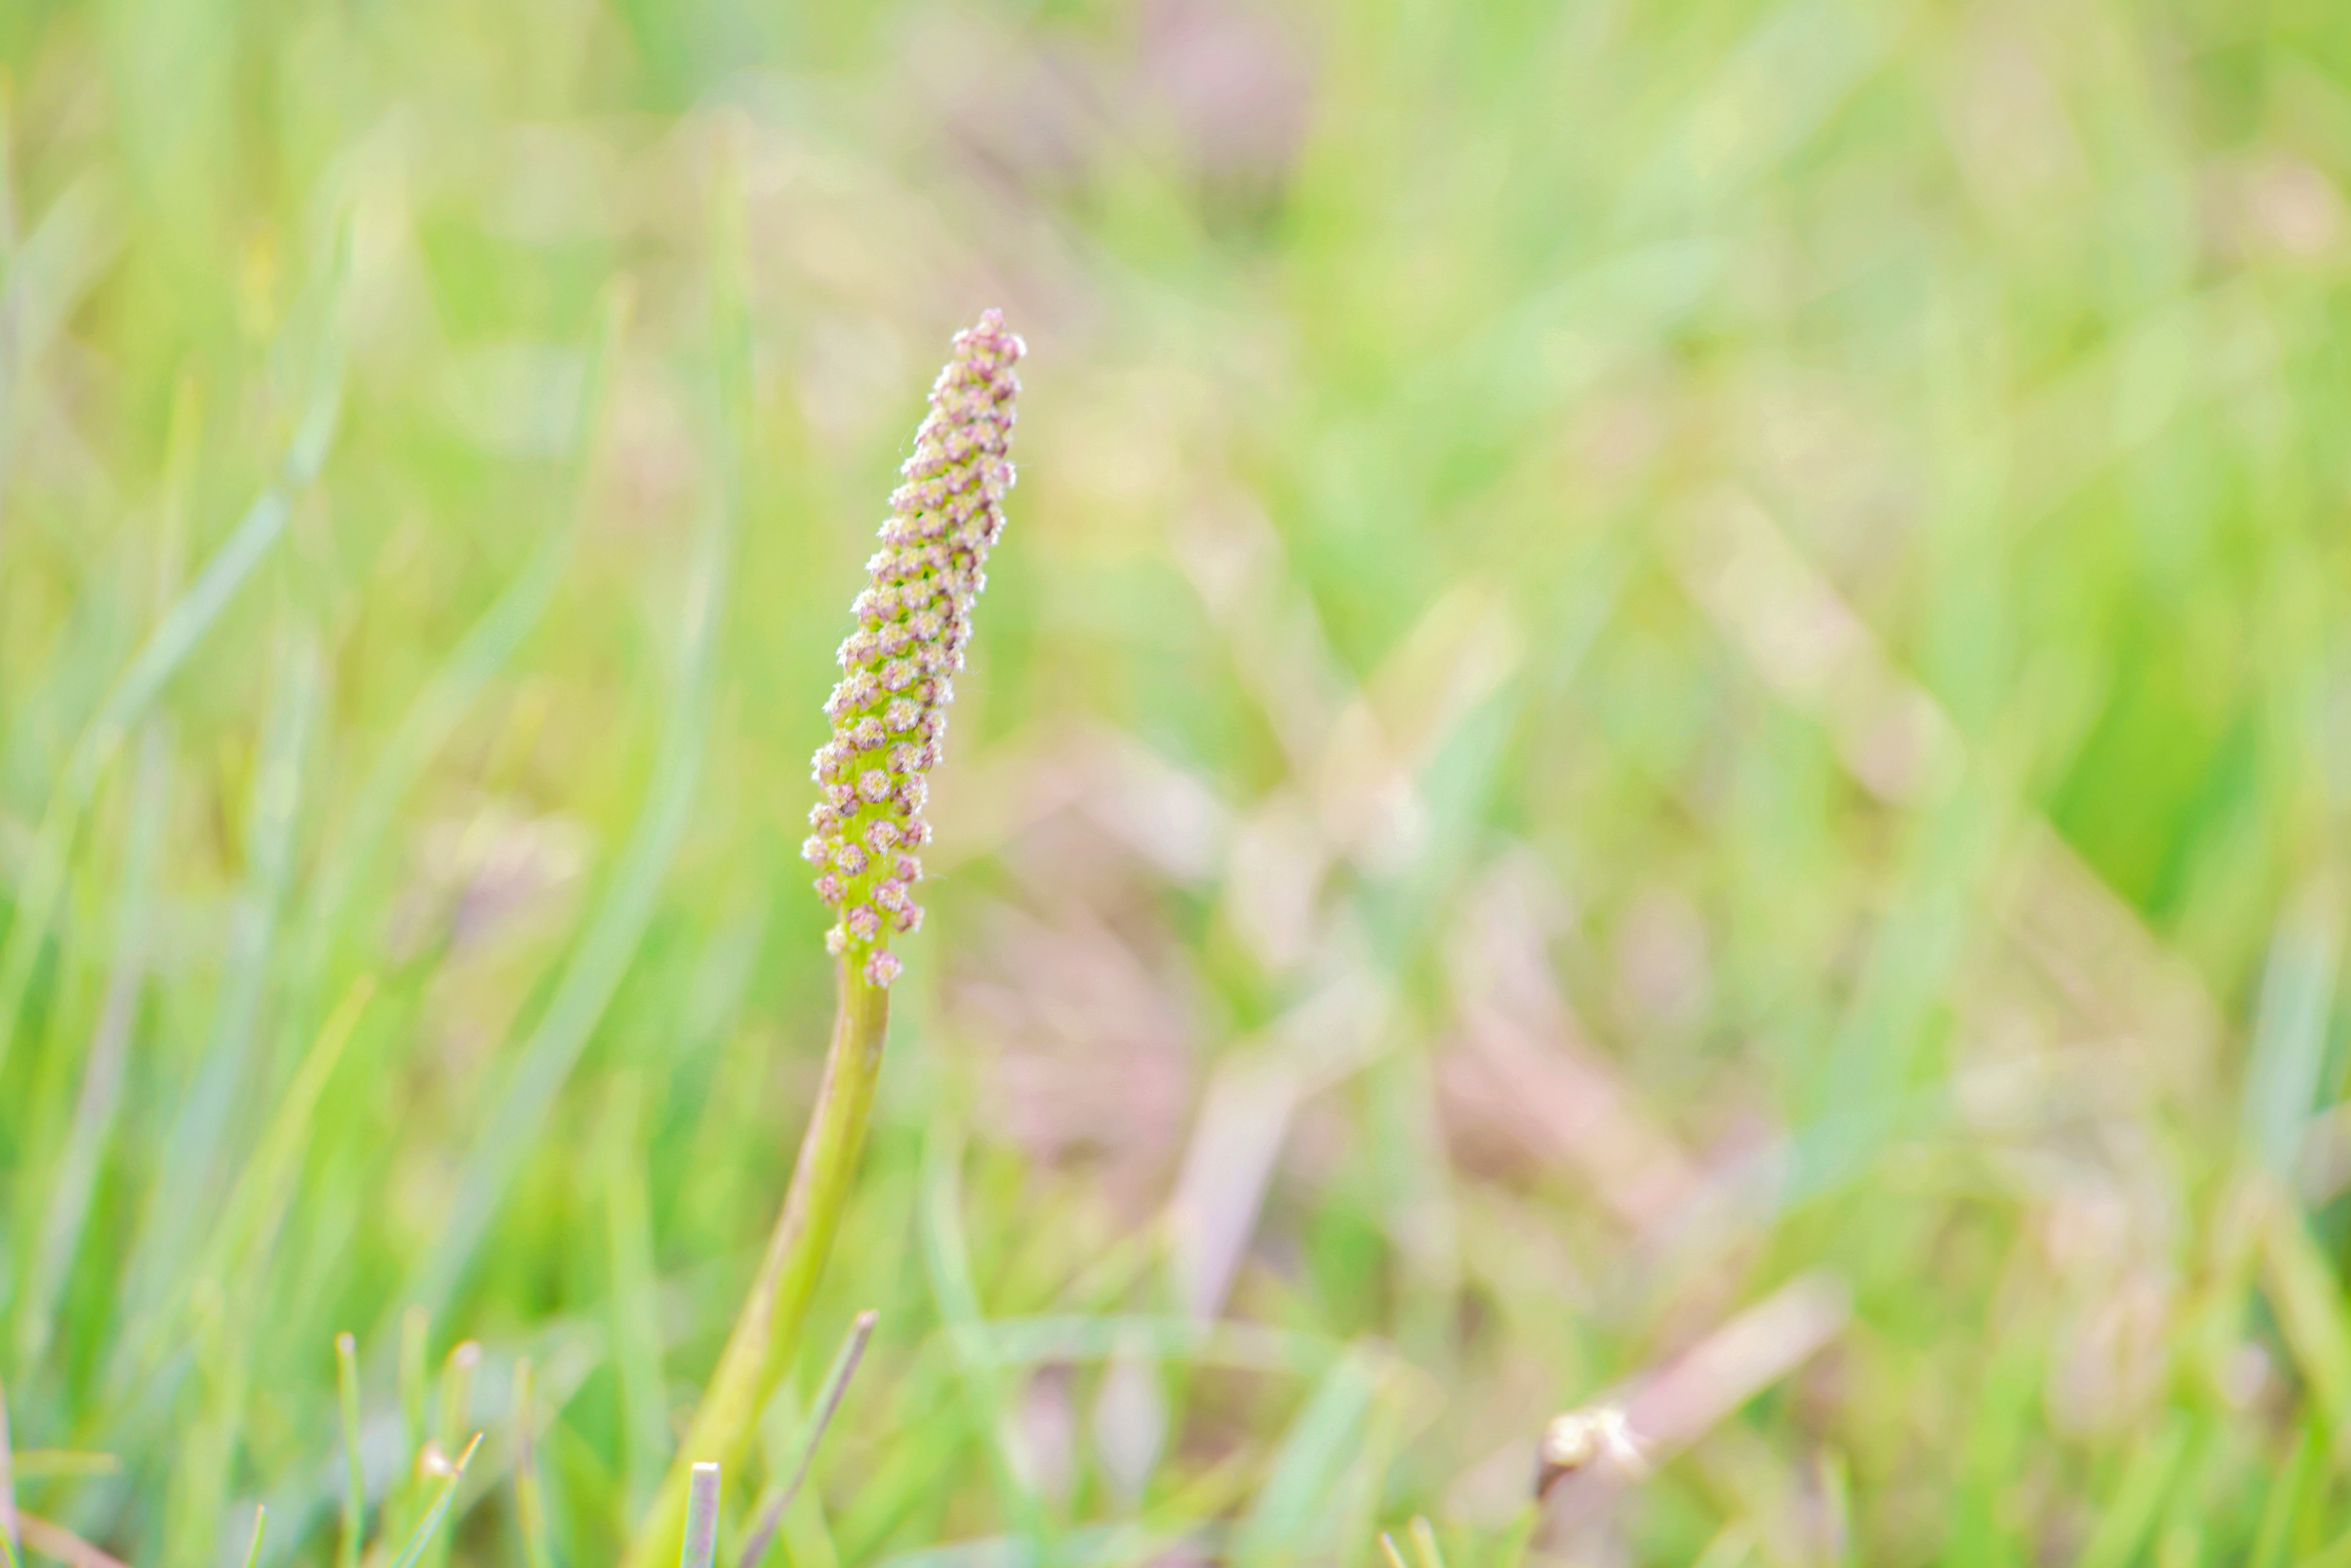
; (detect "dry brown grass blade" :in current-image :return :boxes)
[1534,1272,1852,1546]
[15,1514,130,1568]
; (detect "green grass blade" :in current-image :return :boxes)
[238,1506,266,1568]
[0,278,342,1071]
[1233,1347,1385,1568]
[923,1118,1051,1559]
[2308,1524,2351,1568]
[202,974,377,1282]
[337,1333,365,1568]
[419,1344,482,1568]
[390,1306,430,1546]
[3,1452,116,1481]
[0,167,125,524]
[2073,1415,2190,1568]
[436,1343,481,1471]
[0,1376,16,1568]
[604,1075,670,1518]
[400,284,735,1318]
[12,723,167,1368]
[2262,1204,2351,1450]
[740,1310,878,1568]
[297,276,633,970]
[2241,890,2339,1181]
[106,632,321,1391]
[399,1306,429,1472]
[513,1358,552,1568]
[1686,1524,1754,1568]
[1408,1517,1446,1568]
[0,367,194,1082]
[385,1434,483,1568]
[2248,1418,2313,1568]
[1482,1509,1538,1568]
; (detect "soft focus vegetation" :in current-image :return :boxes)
[5,1,2351,1565]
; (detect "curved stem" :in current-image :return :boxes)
[621,960,890,1568]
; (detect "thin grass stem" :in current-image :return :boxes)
[337,1333,365,1568]
[385,1434,482,1568]
[679,1465,721,1568]
[0,1377,16,1568]
[513,1359,552,1568]
[739,1309,878,1568]
[620,965,890,1568]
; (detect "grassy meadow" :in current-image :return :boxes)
[3,0,2351,1563]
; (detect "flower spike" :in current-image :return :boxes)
[808,309,1023,983]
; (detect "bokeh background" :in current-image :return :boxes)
[3,0,2350,1564]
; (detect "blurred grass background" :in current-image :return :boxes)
[4,0,2351,1564]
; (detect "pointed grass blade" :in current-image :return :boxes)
[1408,1517,1447,1568]
[680,1465,721,1568]
[740,1310,878,1568]
[337,1334,365,1568]
[385,1434,483,1568]
[0,1376,16,1568]
[13,1514,128,1568]
[513,1359,552,1568]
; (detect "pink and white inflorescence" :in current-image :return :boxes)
[803,310,1024,987]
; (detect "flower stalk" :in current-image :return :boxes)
[620,311,1023,1568]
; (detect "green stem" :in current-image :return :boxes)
[620,960,890,1568]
